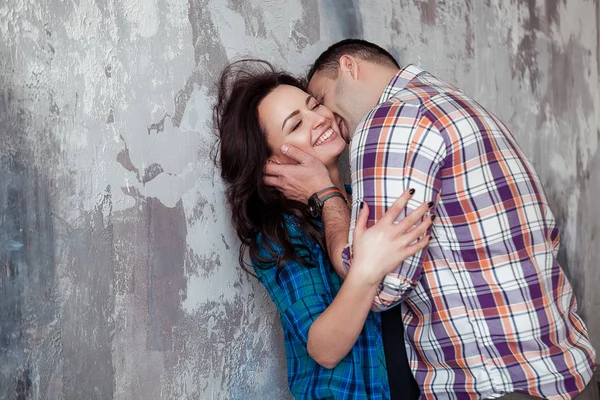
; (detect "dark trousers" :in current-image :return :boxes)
[381,304,420,400]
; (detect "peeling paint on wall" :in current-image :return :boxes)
[0,0,598,399]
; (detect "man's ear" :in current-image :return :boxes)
[338,55,360,80]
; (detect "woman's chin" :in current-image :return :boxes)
[318,142,346,167]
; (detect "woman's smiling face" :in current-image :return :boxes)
[258,84,346,167]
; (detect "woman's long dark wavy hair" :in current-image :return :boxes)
[212,59,325,275]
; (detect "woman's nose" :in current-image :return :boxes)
[311,113,327,130]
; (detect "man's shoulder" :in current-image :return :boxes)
[363,75,466,124]
[360,76,447,123]
[354,97,425,136]
[393,73,458,105]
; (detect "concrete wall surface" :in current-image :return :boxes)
[0,0,598,398]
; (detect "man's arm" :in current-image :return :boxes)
[321,197,351,278]
[263,144,351,278]
[345,102,447,310]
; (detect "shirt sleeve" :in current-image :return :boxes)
[253,234,332,346]
[342,102,447,310]
[549,222,560,259]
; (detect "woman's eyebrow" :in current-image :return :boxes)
[281,110,299,130]
[305,95,313,106]
[281,96,314,130]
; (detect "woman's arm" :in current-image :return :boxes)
[307,191,433,369]
[306,266,381,368]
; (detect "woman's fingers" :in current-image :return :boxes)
[390,209,434,262]
[353,201,370,239]
[379,189,416,225]
[399,234,431,259]
[401,214,435,246]
[350,194,435,281]
[395,200,434,232]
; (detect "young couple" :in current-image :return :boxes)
[213,39,596,400]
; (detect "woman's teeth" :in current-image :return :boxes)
[314,128,335,146]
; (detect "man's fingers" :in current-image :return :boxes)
[264,162,283,177]
[380,189,415,225]
[281,144,314,165]
[263,175,281,188]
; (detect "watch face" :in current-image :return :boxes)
[307,196,320,218]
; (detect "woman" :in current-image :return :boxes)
[213,60,433,399]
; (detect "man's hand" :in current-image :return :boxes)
[264,144,334,203]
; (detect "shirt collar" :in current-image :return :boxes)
[378,64,425,104]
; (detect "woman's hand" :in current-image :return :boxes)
[350,189,433,286]
[307,190,433,368]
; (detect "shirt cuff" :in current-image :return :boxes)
[341,243,352,274]
[373,274,418,310]
[342,243,418,311]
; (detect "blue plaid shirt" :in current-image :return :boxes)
[253,214,390,400]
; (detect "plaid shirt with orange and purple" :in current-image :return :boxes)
[342,65,595,399]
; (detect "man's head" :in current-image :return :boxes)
[307,39,401,141]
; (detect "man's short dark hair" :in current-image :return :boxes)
[307,39,400,81]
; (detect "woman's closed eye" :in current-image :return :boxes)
[292,120,302,131]
[290,99,320,132]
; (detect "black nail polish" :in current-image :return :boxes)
[431,214,436,221]
[409,188,415,195]
[360,201,364,210]
[428,201,434,208]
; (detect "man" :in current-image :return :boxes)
[265,39,596,399]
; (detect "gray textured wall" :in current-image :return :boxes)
[0,0,598,399]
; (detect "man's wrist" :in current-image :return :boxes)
[302,181,334,204]
[321,194,349,208]
[308,181,335,197]
[308,186,346,218]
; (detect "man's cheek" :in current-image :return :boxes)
[340,120,350,143]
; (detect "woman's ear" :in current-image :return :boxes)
[267,158,282,165]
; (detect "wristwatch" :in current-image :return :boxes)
[307,186,347,218]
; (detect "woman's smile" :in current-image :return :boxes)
[313,127,338,146]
